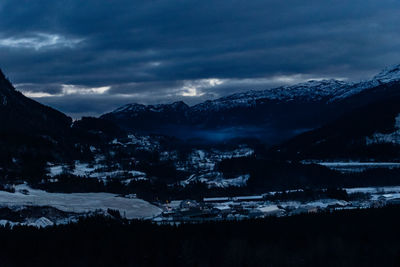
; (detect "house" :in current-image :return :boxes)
[214,205,231,214]
[258,205,286,217]
[180,200,200,209]
[233,195,264,202]
[164,200,182,211]
[203,197,230,202]
[179,208,204,218]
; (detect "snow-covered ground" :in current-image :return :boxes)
[207,175,250,188]
[0,217,56,228]
[366,114,400,145]
[180,174,250,188]
[344,185,400,194]
[305,161,400,173]
[0,184,161,220]
[112,134,160,151]
[176,147,254,172]
[48,161,147,181]
[50,139,253,189]
[176,147,253,187]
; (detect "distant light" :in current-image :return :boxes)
[20,91,55,98]
[179,78,224,97]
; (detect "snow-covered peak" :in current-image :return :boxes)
[372,64,400,84]
[232,79,348,100]
[113,103,147,114]
[112,101,189,114]
[192,79,349,112]
[151,101,189,112]
[29,217,54,228]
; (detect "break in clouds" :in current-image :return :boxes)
[1,0,400,117]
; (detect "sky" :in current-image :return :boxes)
[1,0,400,118]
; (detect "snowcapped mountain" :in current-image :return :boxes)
[192,79,349,112]
[112,101,190,117]
[101,64,400,144]
[268,64,400,160]
[372,64,400,84]
[109,64,400,115]
[193,63,400,111]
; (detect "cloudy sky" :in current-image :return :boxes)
[1,0,400,117]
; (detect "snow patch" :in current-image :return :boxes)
[0,184,161,219]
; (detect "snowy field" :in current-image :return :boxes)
[345,186,400,201]
[309,162,400,173]
[366,113,400,145]
[0,185,161,219]
[48,162,147,181]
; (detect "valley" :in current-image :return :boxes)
[1,65,400,227]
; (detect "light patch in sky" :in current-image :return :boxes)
[0,33,83,50]
[226,75,348,87]
[181,86,204,97]
[147,61,162,67]
[22,91,55,98]
[19,74,347,102]
[180,78,224,97]
[61,84,110,95]
[20,84,110,98]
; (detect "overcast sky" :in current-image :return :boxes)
[1,0,400,117]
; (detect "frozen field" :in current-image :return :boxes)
[312,162,400,173]
[0,185,161,219]
[345,186,400,201]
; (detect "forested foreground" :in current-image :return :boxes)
[2,207,400,266]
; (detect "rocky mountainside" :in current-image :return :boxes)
[101,64,400,144]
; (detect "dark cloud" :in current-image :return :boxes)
[1,0,400,116]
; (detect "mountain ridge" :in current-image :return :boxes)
[105,64,400,115]
[101,64,400,143]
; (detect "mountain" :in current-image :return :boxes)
[0,69,74,180]
[102,101,191,134]
[270,65,400,161]
[272,84,400,161]
[101,64,400,144]
[0,69,72,135]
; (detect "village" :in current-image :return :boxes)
[152,186,400,223]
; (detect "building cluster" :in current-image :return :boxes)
[152,195,353,222]
[152,188,400,223]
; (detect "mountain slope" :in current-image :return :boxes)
[273,83,400,161]
[0,69,83,180]
[0,69,72,135]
